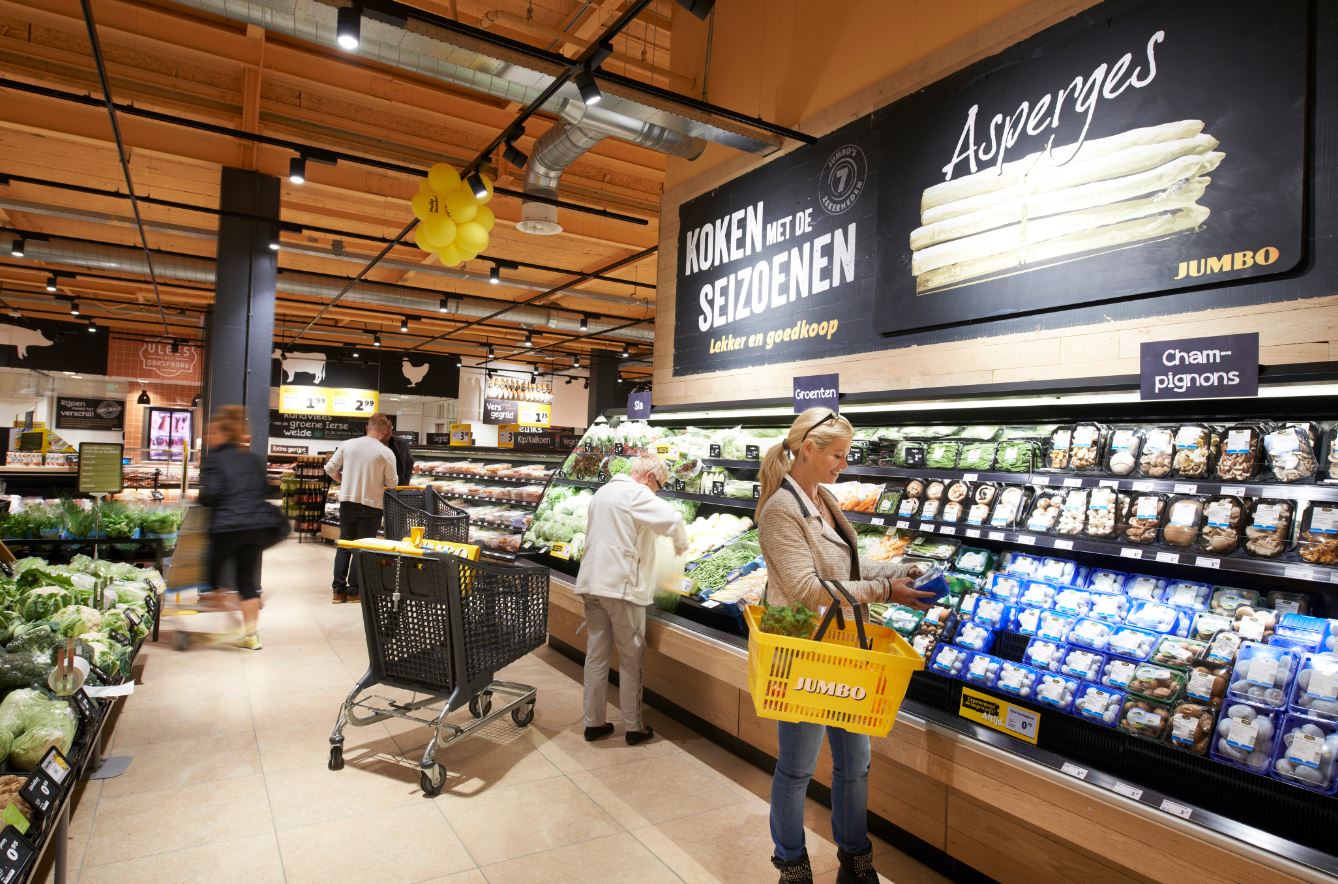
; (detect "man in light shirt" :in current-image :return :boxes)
[574,455,688,745]
[325,413,398,604]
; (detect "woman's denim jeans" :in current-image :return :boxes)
[770,720,872,861]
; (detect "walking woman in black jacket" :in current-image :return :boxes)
[199,406,276,650]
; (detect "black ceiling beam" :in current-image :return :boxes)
[0,172,655,289]
[0,77,646,227]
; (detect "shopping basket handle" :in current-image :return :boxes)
[813,579,871,651]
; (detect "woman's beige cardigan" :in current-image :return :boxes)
[757,476,917,611]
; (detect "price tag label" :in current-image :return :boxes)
[871,517,885,526]
[964,529,981,538]
[1159,799,1193,819]
[708,444,722,458]
[1193,556,1221,569]
[1097,479,1118,489]
[1063,478,1083,487]
[1060,762,1089,780]
[1016,534,1036,546]
[549,542,570,561]
[700,600,721,609]
[1132,480,1155,492]
[1120,548,1144,560]
[1053,539,1075,550]
[68,688,98,722]
[1005,706,1039,740]
[1155,552,1181,564]
[896,521,910,530]
[1221,485,1246,497]
[38,748,69,786]
[680,577,694,594]
[846,447,866,465]
[1173,483,1198,495]
[940,526,957,535]
[123,609,142,631]
[613,442,625,456]
[1111,781,1144,801]
[988,531,1006,541]
[19,773,56,816]
[0,827,35,882]
[752,484,761,500]
[1285,566,1313,580]
[745,444,761,460]
[711,480,725,497]
[962,472,979,482]
[1033,476,1051,485]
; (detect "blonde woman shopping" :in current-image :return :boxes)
[756,408,936,884]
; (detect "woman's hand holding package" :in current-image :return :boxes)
[888,577,937,610]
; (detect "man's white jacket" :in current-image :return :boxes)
[574,474,688,606]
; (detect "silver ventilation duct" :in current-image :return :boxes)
[168,0,779,154]
[521,99,704,235]
[1,232,653,342]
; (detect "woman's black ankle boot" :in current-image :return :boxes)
[771,852,813,883]
[836,846,879,883]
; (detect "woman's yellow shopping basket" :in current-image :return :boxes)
[745,582,924,737]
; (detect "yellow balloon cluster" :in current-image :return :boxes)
[410,163,496,265]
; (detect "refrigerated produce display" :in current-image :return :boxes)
[409,446,563,557]
[525,389,1338,873]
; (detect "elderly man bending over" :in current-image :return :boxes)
[573,454,688,745]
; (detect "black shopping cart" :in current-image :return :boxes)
[327,548,549,795]
[383,486,469,543]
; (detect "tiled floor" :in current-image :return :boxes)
[51,539,950,883]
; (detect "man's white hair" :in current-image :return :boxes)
[629,454,668,485]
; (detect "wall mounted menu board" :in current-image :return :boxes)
[77,442,123,494]
[672,0,1307,375]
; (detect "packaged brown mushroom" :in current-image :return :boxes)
[1264,423,1321,483]
[1124,493,1165,545]
[1118,697,1173,740]
[1104,426,1143,476]
[1069,422,1107,472]
[1184,662,1231,705]
[1216,423,1266,482]
[1083,486,1121,539]
[1243,498,1294,559]
[1139,426,1177,478]
[1128,663,1187,701]
[965,484,998,526]
[1045,426,1074,471]
[1160,496,1206,548]
[1297,503,1338,566]
[1197,495,1245,556]
[1167,701,1217,755]
[1327,425,1338,480]
[1172,424,1217,479]
[1055,488,1089,536]
[1025,491,1066,533]
[1232,605,1279,643]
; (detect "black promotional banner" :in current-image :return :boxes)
[269,410,396,441]
[425,432,452,447]
[482,398,518,425]
[54,397,124,431]
[1140,333,1259,400]
[271,347,459,398]
[0,318,108,373]
[673,0,1307,375]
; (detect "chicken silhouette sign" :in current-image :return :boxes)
[0,318,108,372]
[379,352,459,397]
[269,345,458,397]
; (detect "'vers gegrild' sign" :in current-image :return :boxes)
[1140,333,1259,400]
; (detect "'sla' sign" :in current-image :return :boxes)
[1139,333,1259,400]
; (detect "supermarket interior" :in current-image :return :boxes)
[0,0,1336,881]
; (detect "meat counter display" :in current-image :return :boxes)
[408,446,563,557]
[524,388,1338,878]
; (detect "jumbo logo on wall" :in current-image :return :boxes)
[673,0,1308,376]
[0,318,108,373]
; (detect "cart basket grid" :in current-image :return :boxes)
[383,487,469,544]
[456,557,550,682]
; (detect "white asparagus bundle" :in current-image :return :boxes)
[912,176,1210,277]
[910,151,1224,251]
[915,204,1210,293]
[922,119,1206,212]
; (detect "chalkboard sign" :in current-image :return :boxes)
[77,442,124,494]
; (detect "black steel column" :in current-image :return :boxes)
[207,167,279,456]
[587,349,624,424]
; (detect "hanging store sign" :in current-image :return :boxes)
[1139,332,1259,400]
[672,0,1307,375]
[279,385,379,418]
[792,374,840,414]
[483,399,551,428]
[0,318,108,374]
[379,353,460,398]
[393,430,419,445]
[268,410,394,441]
[55,397,124,432]
[110,338,202,382]
[425,432,452,447]
[627,390,652,420]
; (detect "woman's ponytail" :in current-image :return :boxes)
[754,440,793,514]
[755,407,852,514]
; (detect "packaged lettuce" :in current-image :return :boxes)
[958,442,997,471]
[994,440,1041,473]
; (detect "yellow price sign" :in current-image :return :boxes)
[498,423,519,448]
[449,423,473,447]
[280,386,378,418]
[517,402,551,428]
[549,541,570,560]
[958,687,1040,744]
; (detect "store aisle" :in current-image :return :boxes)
[53,539,949,884]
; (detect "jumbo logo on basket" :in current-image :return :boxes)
[792,676,867,701]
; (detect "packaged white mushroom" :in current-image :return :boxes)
[987,573,1025,602]
[1291,654,1338,720]
[1083,487,1120,539]
[1124,574,1168,601]
[1035,557,1080,584]
[1060,647,1106,681]
[1052,587,1094,617]
[1274,717,1338,793]
[1056,489,1088,536]
[1263,423,1320,483]
[1088,591,1130,623]
[1025,491,1066,532]
[1102,657,1141,690]
[1024,638,1065,672]
[972,598,1011,629]
[1037,611,1077,643]
[1139,426,1177,478]
[1163,580,1212,611]
[1232,606,1278,643]
[1068,617,1114,651]
[1036,673,1080,711]
[1212,703,1279,772]
[1107,625,1159,660]
[929,643,971,677]
[988,485,1031,529]
[1085,569,1127,594]
[1018,581,1057,609]
[1210,586,1261,616]
[956,621,995,651]
[995,661,1038,698]
[1012,605,1045,637]
[1103,426,1143,476]
[964,652,1002,687]
[1075,684,1124,726]
[1227,642,1299,708]
[1171,424,1217,479]
[1127,600,1186,635]
[1190,611,1234,643]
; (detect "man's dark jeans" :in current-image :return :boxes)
[333,501,383,596]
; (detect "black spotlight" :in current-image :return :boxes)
[45,275,57,292]
[191,394,201,408]
[438,297,449,313]
[336,5,361,50]
[523,330,533,348]
[487,343,495,358]
[69,298,80,316]
[9,238,24,258]
[86,318,97,333]
[373,333,381,347]
[466,172,488,200]
[489,265,501,285]
[171,339,181,354]
[503,138,527,168]
[574,67,602,106]
[579,315,589,331]
[400,316,409,333]
[620,343,629,359]
[571,354,580,369]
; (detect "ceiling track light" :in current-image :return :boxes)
[268,237,281,251]
[373,332,381,347]
[489,265,501,285]
[466,172,488,200]
[620,343,629,359]
[487,343,495,358]
[44,274,56,292]
[400,316,409,333]
[288,155,306,185]
[523,331,533,348]
[571,354,581,369]
[502,137,528,168]
[336,5,361,50]
[170,339,181,354]
[191,394,200,408]
[574,67,602,106]
[583,378,589,390]
[438,297,449,313]
[10,237,24,258]
[86,317,97,333]
[69,298,80,316]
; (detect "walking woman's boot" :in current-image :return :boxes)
[836,846,880,883]
[771,852,813,883]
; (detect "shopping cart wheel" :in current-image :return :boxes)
[468,691,493,719]
[328,745,343,771]
[420,762,446,796]
[511,702,535,727]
